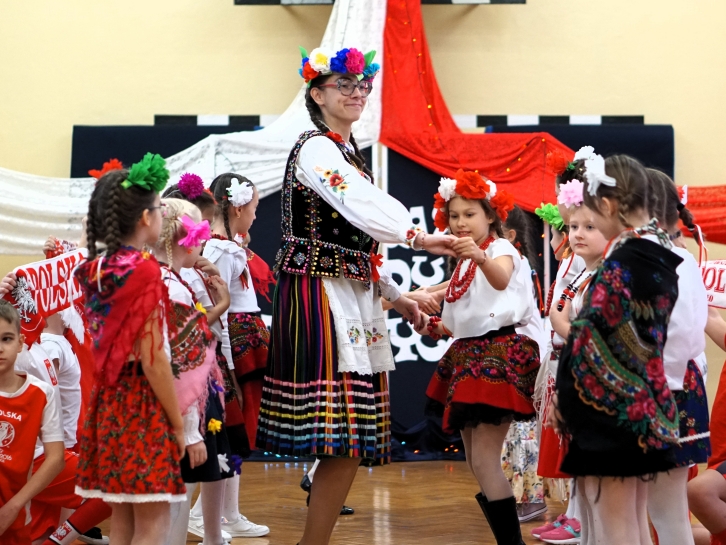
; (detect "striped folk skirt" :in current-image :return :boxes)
[255,272,392,464]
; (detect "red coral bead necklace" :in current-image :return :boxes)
[445,236,495,303]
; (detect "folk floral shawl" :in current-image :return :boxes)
[557,236,683,452]
[75,247,167,386]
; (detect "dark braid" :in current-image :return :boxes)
[210,173,255,240]
[84,169,158,258]
[648,168,701,244]
[503,206,536,265]
[305,76,374,182]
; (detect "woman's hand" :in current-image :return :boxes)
[0,272,17,297]
[186,441,208,469]
[196,256,220,278]
[406,289,441,315]
[391,295,424,331]
[418,233,457,257]
[451,237,486,263]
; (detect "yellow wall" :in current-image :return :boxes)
[2,0,726,395]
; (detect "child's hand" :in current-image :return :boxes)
[186,441,208,469]
[391,296,424,331]
[546,394,563,434]
[414,312,431,335]
[43,236,58,256]
[420,234,458,257]
[207,276,230,307]
[173,427,186,461]
[0,498,21,536]
[452,237,486,264]
[406,289,441,315]
[0,272,17,297]
[195,257,220,278]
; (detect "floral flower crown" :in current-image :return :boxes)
[535,203,565,231]
[433,169,515,230]
[299,46,380,86]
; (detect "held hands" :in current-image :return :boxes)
[186,441,208,469]
[451,237,487,264]
[417,233,458,257]
[413,312,430,335]
[406,288,441,315]
[391,295,424,331]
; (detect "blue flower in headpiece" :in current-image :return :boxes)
[299,56,309,77]
[330,48,350,74]
[363,62,380,79]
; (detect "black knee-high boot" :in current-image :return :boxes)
[475,493,525,545]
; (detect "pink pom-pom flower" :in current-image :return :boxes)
[345,48,366,75]
[178,216,211,248]
[557,179,584,208]
[178,173,204,200]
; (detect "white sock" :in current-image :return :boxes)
[48,521,80,545]
[647,468,694,545]
[166,487,195,545]
[565,479,577,519]
[201,480,226,544]
[222,473,241,522]
[190,482,203,518]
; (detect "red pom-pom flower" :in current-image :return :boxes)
[89,158,124,180]
[490,191,516,222]
[546,149,574,176]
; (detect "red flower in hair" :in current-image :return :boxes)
[89,158,123,180]
[433,193,446,211]
[490,191,515,222]
[434,209,448,232]
[454,169,490,200]
[302,62,320,83]
[546,149,573,176]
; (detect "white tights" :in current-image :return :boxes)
[648,467,695,545]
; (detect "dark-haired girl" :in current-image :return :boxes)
[554,153,682,545]
[255,46,455,545]
[645,169,708,545]
[74,154,186,545]
[198,173,269,538]
[418,172,537,545]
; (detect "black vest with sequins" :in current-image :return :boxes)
[275,130,378,284]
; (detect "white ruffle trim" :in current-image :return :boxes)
[75,485,188,503]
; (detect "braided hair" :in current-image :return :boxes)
[85,169,158,260]
[647,168,701,244]
[305,75,374,182]
[154,198,202,270]
[503,206,535,265]
[209,173,256,240]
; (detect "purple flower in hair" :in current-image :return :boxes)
[178,173,204,200]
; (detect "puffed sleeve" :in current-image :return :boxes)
[377,260,401,303]
[296,136,418,246]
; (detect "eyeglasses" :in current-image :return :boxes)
[317,78,373,97]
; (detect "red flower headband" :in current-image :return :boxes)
[433,169,515,230]
[88,158,124,180]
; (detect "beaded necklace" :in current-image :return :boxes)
[445,236,495,303]
[556,269,595,312]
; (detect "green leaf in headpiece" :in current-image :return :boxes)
[534,203,565,231]
[364,50,376,67]
[299,46,309,59]
[121,152,169,193]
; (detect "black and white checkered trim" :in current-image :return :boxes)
[154,115,282,127]
[453,115,645,129]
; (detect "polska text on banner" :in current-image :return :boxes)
[702,260,726,309]
[3,248,87,345]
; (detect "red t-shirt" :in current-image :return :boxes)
[0,373,63,535]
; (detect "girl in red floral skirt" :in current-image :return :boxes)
[74,154,187,545]
[416,170,539,545]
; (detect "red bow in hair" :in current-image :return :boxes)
[370,253,384,282]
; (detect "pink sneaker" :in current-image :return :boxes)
[540,518,581,544]
[531,514,568,539]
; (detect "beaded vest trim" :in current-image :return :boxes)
[276,130,379,285]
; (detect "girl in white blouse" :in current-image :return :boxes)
[417,171,538,545]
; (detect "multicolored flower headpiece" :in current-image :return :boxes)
[299,46,380,85]
[433,169,515,230]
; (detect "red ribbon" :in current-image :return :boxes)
[370,253,384,282]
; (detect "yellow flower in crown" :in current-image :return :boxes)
[195,302,207,315]
[208,418,222,434]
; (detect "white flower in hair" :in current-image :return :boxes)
[227,179,254,207]
[487,180,497,198]
[585,154,617,196]
[308,47,334,73]
[573,146,595,162]
[438,177,458,202]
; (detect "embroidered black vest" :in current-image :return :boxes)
[275,130,378,284]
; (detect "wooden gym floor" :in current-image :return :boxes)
[169,460,565,545]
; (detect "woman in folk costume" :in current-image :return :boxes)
[254,46,455,545]
[552,153,682,545]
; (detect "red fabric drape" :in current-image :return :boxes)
[680,185,726,245]
[380,0,573,213]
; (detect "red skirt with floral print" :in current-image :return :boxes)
[75,363,186,502]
